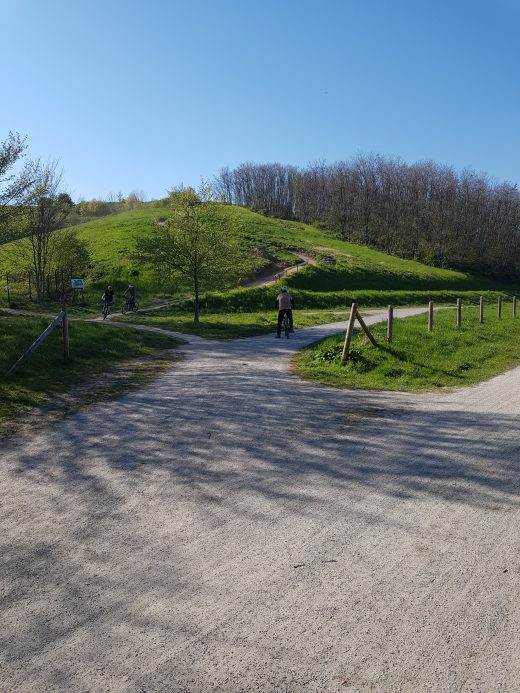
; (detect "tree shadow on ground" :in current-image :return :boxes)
[2,331,519,690]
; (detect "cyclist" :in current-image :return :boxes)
[101,285,114,317]
[275,287,294,337]
[124,283,137,311]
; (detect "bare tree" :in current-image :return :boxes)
[0,132,38,239]
[17,162,72,301]
[216,157,520,278]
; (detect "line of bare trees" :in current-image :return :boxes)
[1,133,92,302]
[214,156,520,278]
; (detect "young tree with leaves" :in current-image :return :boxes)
[16,162,76,301]
[135,187,241,322]
[0,132,37,240]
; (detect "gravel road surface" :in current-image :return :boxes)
[1,308,519,692]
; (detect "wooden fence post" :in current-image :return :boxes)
[498,296,502,320]
[6,272,10,307]
[513,296,517,318]
[428,301,433,332]
[341,304,378,363]
[6,310,65,376]
[62,302,69,358]
[480,296,484,324]
[356,310,378,346]
[456,298,461,328]
[387,305,393,343]
[341,303,358,363]
[69,268,76,305]
[28,271,32,301]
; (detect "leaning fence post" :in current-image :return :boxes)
[341,303,358,363]
[513,296,517,318]
[387,305,393,343]
[428,301,433,332]
[356,310,378,346]
[456,298,461,328]
[480,296,484,324]
[28,271,32,301]
[498,296,502,320]
[62,303,69,358]
[6,309,65,376]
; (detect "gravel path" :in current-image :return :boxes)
[1,307,520,692]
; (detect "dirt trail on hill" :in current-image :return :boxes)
[242,252,318,288]
[1,308,520,692]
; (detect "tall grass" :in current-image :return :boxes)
[189,287,511,313]
[294,305,520,391]
[0,314,180,422]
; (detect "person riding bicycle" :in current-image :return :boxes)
[102,285,114,308]
[100,285,115,319]
[124,283,137,311]
[275,287,294,337]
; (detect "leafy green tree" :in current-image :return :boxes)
[16,162,72,301]
[56,192,74,208]
[135,187,241,322]
[48,228,92,277]
[0,132,36,239]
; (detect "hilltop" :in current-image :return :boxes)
[0,201,514,309]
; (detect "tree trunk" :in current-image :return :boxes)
[193,276,199,323]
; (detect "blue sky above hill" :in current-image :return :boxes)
[2,0,519,200]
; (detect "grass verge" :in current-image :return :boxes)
[0,314,182,431]
[116,309,355,339]
[293,306,520,392]
[193,287,511,312]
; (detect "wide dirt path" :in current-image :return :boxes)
[1,308,520,692]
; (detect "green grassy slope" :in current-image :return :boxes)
[0,202,173,306]
[205,204,496,291]
[294,305,520,391]
[0,312,180,424]
[0,202,515,310]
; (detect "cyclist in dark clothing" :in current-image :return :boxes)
[103,285,114,305]
[275,287,294,337]
[124,284,137,310]
[101,286,115,319]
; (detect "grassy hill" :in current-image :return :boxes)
[0,201,515,310]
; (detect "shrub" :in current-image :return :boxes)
[176,287,512,314]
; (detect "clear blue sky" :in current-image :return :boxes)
[2,0,519,200]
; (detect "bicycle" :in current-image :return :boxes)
[282,312,291,338]
[121,298,139,314]
[101,299,113,320]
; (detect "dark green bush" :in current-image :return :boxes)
[175,287,511,313]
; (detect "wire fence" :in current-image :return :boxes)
[1,268,86,308]
[342,296,518,362]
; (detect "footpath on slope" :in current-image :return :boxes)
[88,251,316,321]
[241,252,318,288]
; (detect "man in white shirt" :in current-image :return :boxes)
[275,287,295,337]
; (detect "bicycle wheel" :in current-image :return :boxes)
[102,304,109,320]
[284,315,290,338]
[121,301,128,315]
[133,301,139,312]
